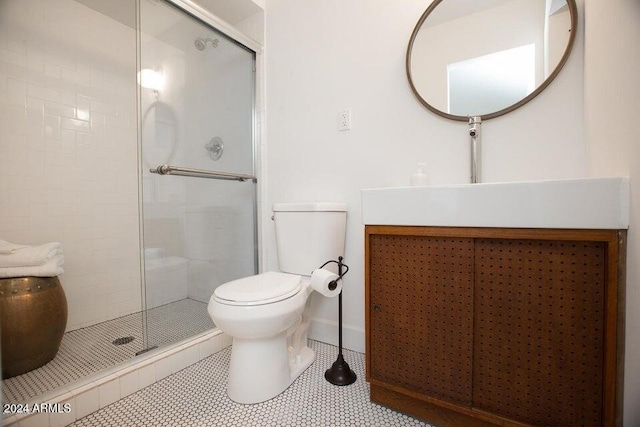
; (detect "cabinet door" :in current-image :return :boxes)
[473,239,605,426]
[369,234,474,406]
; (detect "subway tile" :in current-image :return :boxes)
[44,101,75,118]
[45,150,75,167]
[0,71,7,91]
[44,62,61,79]
[106,304,120,321]
[27,83,60,103]
[89,111,105,137]
[66,306,96,329]
[0,49,27,68]
[155,357,172,381]
[119,370,139,398]
[6,39,26,55]
[0,157,27,177]
[104,113,128,129]
[0,216,29,233]
[16,411,50,427]
[1,415,19,426]
[60,131,77,152]
[170,349,189,375]
[27,50,45,73]
[6,78,26,107]
[42,47,72,70]
[65,68,92,87]
[76,61,93,78]
[90,99,116,115]
[184,344,200,367]
[1,104,27,134]
[98,377,120,409]
[26,97,44,119]
[76,95,91,121]
[73,386,99,419]
[44,114,61,139]
[62,284,94,306]
[138,363,156,389]
[221,333,233,348]
[48,394,75,427]
[27,189,62,205]
[60,90,76,107]
[60,117,90,133]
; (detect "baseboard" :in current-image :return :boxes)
[308,317,365,353]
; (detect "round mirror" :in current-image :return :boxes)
[142,101,178,167]
[406,0,577,121]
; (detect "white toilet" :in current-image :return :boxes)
[207,202,347,404]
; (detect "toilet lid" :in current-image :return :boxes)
[214,271,302,304]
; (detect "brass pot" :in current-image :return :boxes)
[1,276,68,379]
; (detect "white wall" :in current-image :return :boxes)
[583,1,640,425]
[264,0,586,353]
[0,0,141,331]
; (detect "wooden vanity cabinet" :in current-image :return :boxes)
[365,226,625,427]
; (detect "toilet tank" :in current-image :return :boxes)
[273,202,347,275]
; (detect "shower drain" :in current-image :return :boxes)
[112,336,135,346]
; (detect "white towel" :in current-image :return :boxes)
[0,254,65,278]
[0,240,62,268]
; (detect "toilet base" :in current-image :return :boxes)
[290,346,314,381]
[227,336,315,404]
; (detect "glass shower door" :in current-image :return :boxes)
[138,0,257,351]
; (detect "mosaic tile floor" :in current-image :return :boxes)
[2,298,213,403]
[71,340,432,427]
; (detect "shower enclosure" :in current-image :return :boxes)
[138,0,257,351]
[0,0,257,405]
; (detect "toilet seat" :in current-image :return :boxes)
[214,271,302,306]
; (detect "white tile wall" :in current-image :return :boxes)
[97,377,120,408]
[144,256,189,309]
[118,370,139,399]
[49,394,75,427]
[0,0,141,331]
[73,386,99,420]
[137,364,156,390]
[154,356,172,382]
[16,412,49,427]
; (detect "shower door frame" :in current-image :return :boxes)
[165,0,262,54]
[136,0,261,353]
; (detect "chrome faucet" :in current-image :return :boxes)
[469,116,482,183]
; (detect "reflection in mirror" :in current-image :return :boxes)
[449,44,536,115]
[142,101,178,167]
[407,0,576,121]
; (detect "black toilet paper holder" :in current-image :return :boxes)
[317,256,357,386]
[318,257,350,291]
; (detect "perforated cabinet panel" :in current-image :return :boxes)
[473,239,605,427]
[369,234,474,406]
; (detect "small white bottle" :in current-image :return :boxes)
[410,162,428,186]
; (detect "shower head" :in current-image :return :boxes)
[194,37,219,51]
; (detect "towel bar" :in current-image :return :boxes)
[150,164,257,182]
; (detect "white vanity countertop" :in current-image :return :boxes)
[361,177,630,229]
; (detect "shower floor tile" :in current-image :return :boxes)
[2,298,213,404]
[70,340,432,427]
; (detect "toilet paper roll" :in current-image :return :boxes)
[310,268,341,297]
